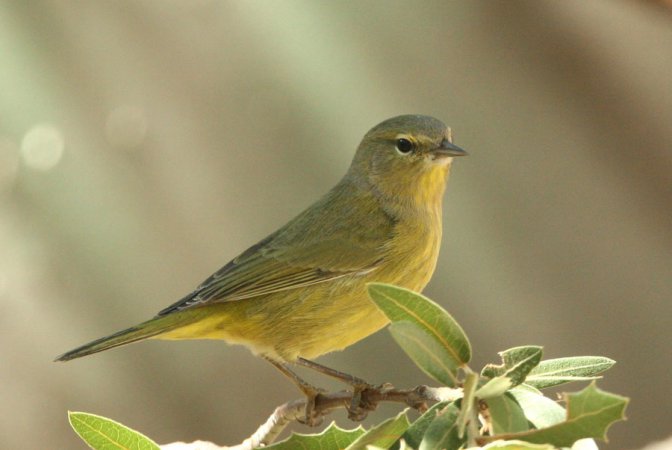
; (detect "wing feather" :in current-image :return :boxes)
[157,180,396,316]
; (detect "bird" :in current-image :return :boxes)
[56,114,466,422]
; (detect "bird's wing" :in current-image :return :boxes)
[157,211,394,316]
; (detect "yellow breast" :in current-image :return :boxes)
[158,166,448,362]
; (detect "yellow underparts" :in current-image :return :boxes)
[155,277,391,362]
[156,163,447,363]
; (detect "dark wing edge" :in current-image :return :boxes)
[156,192,394,316]
[157,236,382,317]
[157,263,377,316]
[157,236,271,316]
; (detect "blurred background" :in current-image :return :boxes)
[1,1,670,449]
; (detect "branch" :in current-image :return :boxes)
[160,384,462,450]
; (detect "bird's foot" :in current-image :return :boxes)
[297,385,327,427]
[291,358,393,422]
[263,357,328,427]
[347,382,394,421]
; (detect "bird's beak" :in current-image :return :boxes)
[432,139,468,157]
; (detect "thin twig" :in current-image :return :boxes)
[159,384,462,449]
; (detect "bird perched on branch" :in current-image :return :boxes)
[56,114,467,423]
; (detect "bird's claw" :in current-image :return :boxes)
[346,382,392,421]
[298,387,326,427]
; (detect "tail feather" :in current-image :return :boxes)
[55,318,175,362]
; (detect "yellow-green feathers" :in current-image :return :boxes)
[56,115,465,363]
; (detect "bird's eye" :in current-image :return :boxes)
[396,138,414,154]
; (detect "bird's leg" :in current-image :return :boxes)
[295,357,369,386]
[264,357,325,427]
[295,357,383,421]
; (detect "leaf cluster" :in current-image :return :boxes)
[68,283,628,450]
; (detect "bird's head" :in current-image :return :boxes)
[348,115,467,208]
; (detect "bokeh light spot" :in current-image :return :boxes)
[20,124,65,171]
[105,105,148,150]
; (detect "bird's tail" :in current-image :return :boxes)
[55,315,181,362]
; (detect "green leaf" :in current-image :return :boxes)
[510,395,602,450]
[399,401,451,449]
[478,346,543,398]
[367,283,471,387]
[456,372,479,437]
[68,411,159,450]
[476,376,514,399]
[509,385,566,429]
[419,403,465,450]
[479,440,554,449]
[389,322,461,386]
[525,356,615,389]
[483,382,629,447]
[345,410,410,450]
[486,393,530,434]
[484,346,543,385]
[265,422,365,449]
[481,365,505,379]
